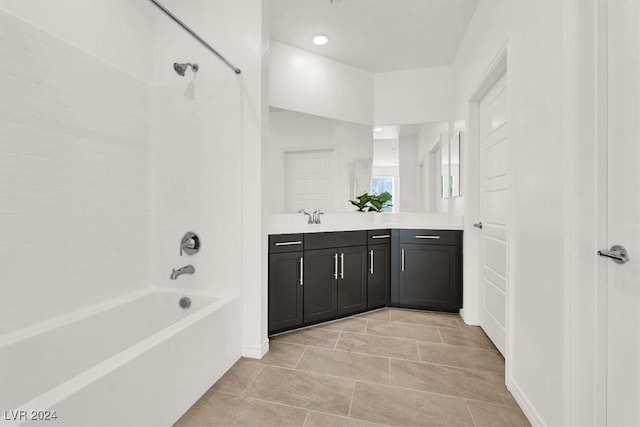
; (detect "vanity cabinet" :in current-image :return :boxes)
[392,229,462,312]
[269,231,367,334]
[268,228,462,334]
[268,234,304,333]
[367,230,391,309]
[305,231,367,321]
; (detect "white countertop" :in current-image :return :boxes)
[268,212,464,234]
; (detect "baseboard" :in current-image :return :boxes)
[459,308,479,326]
[241,339,269,359]
[508,378,547,427]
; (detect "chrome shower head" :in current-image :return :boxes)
[173,62,199,76]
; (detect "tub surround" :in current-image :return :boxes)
[268,212,464,234]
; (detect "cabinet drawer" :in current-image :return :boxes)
[367,229,391,243]
[304,231,367,250]
[269,234,304,253]
[399,229,459,245]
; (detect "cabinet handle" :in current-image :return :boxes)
[274,241,302,246]
[371,234,390,239]
[369,250,374,274]
[340,253,344,279]
[401,248,405,272]
[414,235,441,239]
[334,253,338,279]
[299,257,303,286]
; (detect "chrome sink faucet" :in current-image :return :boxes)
[171,265,195,280]
[298,209,313,224]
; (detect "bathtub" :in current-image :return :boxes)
[0,288,241,426]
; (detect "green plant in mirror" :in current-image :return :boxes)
[349,193,372,212]
[349,192,392,212]
[368,191,393,212]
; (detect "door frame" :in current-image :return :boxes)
[561,1,609,425]
[463,41,512,372]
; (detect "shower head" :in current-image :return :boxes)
[173,62,199,76]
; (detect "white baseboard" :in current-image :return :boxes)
[508,378,546,427]
[241,339,269,359]
[459,308,479,326]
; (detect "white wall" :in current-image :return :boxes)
[374,66,453,125]
[452,1,566,425]
[268,109,372,214]
[269,40,374,125]
[0,8,151,333]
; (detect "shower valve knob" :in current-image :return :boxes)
[180,232,200,256]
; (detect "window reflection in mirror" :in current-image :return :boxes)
[372,127,399,212]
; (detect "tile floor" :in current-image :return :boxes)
[174,308,530,427]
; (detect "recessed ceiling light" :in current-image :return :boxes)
[373,127,383,132]
[312,35,329,46]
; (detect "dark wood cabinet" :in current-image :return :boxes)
[367,228,391,309]
[367,243,390,309]
[304,231,367,322]
[303,248,338,323]
[268,251,304,333]
[269,228,461,334]
[393,229,462,312]
[336,246,367,315]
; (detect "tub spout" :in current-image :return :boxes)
[171,265,195,280]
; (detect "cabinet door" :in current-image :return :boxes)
[268,251,304,333]
[337,246,367,315]
[368,244,390,309]
[304,248,338,323]
[400,244,456,310]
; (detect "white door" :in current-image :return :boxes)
[603,2,639,424]
[284,148,336,213]
[478,72,508,355]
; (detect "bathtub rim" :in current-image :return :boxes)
[1,286,233,348]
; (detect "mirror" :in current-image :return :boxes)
[268,108,372,214]
[371,122,451,212]
[268,108,458,214]
[450,132,461,198]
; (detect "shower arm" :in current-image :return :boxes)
[147,0,242,75]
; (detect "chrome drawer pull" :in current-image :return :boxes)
[414,235,441,239]
[340,253,344,279]
[299,257,304,285]
[334,253,338,279]
[371,234,390,239]
[274,241,302,246]
[369,250,374,274]
[401,249,405,271]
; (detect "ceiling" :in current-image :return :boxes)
[269,0,479,73]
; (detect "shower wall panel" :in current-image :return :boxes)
[0,10,152,334]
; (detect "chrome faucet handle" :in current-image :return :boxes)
[299,209,313,224]
[180,232,200,256]
[313,210,324,224]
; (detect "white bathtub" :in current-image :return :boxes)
[0,288,241,426]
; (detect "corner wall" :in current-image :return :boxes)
[452,1,566,425]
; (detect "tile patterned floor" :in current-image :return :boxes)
[174,308,530,427]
